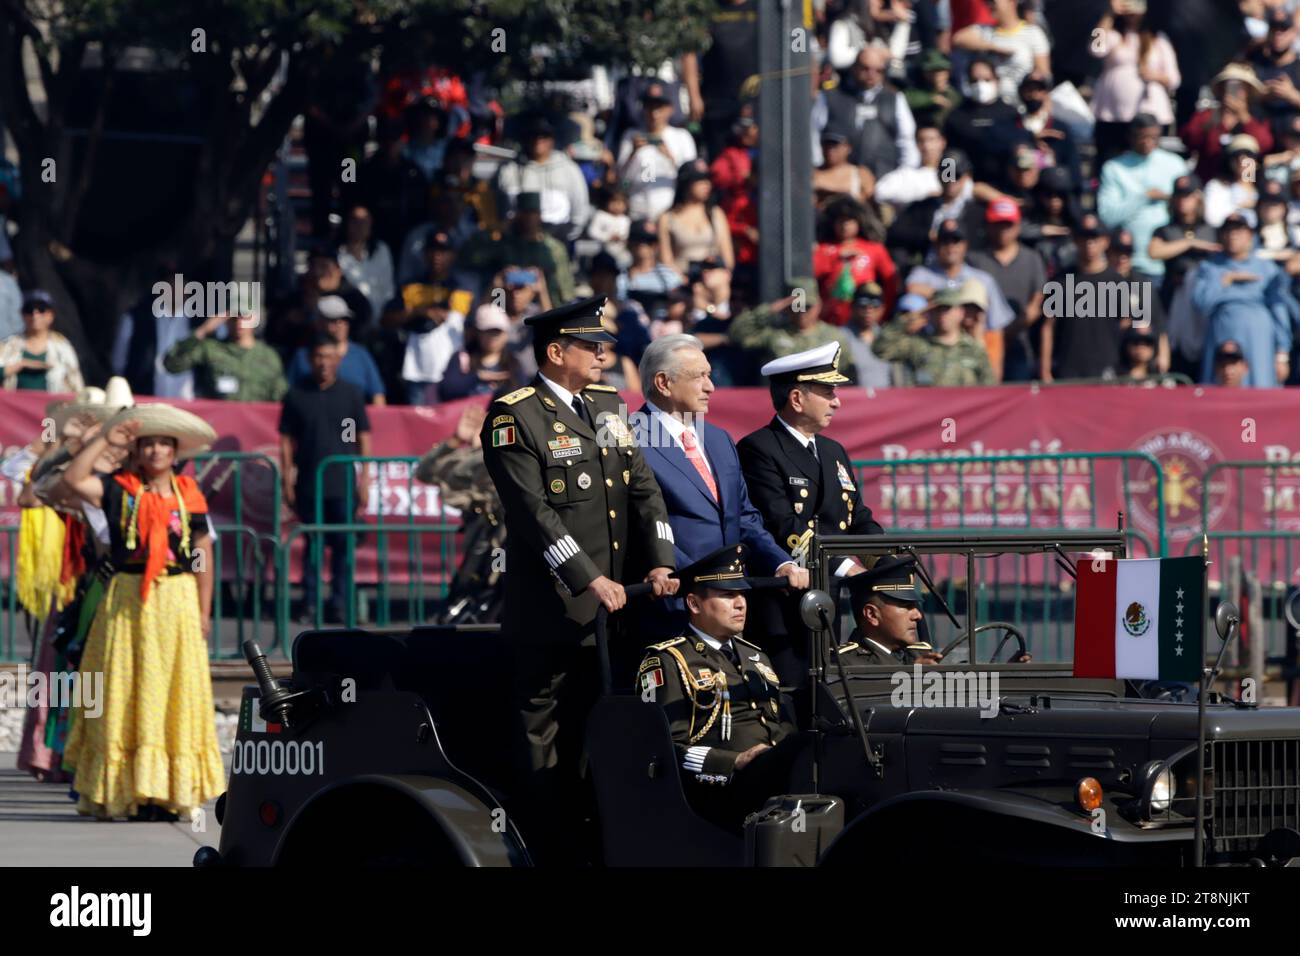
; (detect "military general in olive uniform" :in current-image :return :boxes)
[480,294,676,856]
[637,544,802,830]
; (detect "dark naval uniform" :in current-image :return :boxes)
[480,295,675,853]
[636,545,800,829]
[737,342,883,563]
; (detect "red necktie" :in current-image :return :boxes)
[681,428,718,502]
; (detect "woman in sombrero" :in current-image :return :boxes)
[15,380,131,782]
[59,402,224,821]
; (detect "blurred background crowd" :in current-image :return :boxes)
[4,0,1300,398]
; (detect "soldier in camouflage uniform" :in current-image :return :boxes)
[458,191,576,305]
[415,405,500,514]
[728,278,857,383]
[162,312,288,401]
[871,286,995,385]
[415,404,505,623]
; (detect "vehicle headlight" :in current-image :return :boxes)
[1149,767,1174,813]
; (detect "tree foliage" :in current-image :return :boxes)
[0,0,716,381]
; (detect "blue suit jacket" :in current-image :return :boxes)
[636,405,791,575]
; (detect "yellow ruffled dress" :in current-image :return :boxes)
[63,473,225,820]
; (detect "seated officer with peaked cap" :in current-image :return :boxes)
[480,293,676,861]
[838,554,943,664]
[636,544,803,830]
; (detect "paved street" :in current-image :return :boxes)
[0,751,225,866]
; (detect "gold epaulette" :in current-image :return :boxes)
[649,636,686,651]
[584,383,618,392]
[495,386,535,406]
[835,643,860,655]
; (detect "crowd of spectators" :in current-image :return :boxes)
[8,0,1300,397]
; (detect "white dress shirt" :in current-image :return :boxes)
[778,416,818,459]
[646,401,713,478]
[540,373,580,411]
[689,623,740,660]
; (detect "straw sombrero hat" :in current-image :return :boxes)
[1211,63,1265,96]
[48,376,135,432]
[105,402,217,460]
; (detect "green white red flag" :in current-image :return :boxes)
[1073,556,1204,681]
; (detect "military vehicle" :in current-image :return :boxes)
[197,531,1300,867]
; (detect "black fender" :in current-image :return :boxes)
[819,789,1190,866]
[271,773,526,867]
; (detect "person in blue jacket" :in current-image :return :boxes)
[1191,213,1297,387]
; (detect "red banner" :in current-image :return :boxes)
[2,386,1298,582]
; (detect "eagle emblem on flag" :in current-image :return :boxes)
[1123,601,1150,637]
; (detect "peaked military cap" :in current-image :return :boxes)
[672,543,751,591]
[845,554,921,608]
[524,294,617,345]
[760,341,851,385]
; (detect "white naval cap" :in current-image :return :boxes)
[760,341,850,385]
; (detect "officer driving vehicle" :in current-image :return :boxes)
[837,554,943,664]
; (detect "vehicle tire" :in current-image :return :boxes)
[275,784,464,867]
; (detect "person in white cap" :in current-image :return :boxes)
[436,303,523,400]
[286,294,387,404]
[737,341,883,580]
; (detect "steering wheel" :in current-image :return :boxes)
[936,621,1029,663]
[977,622,1030,663]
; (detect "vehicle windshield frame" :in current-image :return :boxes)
[811,531,1128,672]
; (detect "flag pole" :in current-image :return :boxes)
[1194,532,1210,867]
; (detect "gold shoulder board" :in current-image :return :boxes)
[650,637,687,651]
[584,383,618,393]
[733,635,762,651]
[496,386,536,406]
[835,643,860,655]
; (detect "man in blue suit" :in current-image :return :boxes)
[631,334,807,639]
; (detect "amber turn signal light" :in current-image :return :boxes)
[1076,777,1103,813]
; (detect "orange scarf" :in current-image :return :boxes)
[60,513,86,587]
[114,472,209,600]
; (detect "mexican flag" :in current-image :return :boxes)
[239,695,281,735]
[1073,557,1204,681]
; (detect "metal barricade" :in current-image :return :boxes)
[0,525,20,661]
[205,524,280,660]
[276,522,461,656]
[311,455,462,629]
[1183,531,1300,664]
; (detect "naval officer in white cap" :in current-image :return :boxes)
[737,341,883,580]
